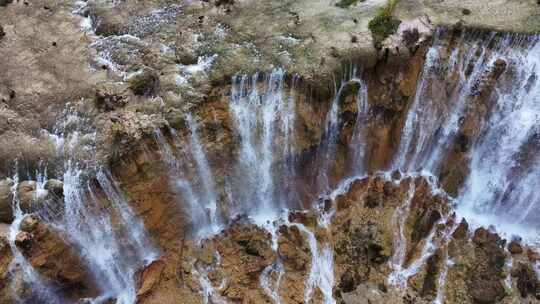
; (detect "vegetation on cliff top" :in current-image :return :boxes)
[368,0,401,49]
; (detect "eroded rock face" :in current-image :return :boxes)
[15,216,99,301]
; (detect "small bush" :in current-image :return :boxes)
[336,0,365,9]
[368,0,401,49]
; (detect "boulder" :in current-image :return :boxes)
[507,241,523,255]
[0,178,14,223]
[17,181,48,214]
[0,0,12,7]
[44,179,64,197]
[19,215,39,233]
[16,180,62,215]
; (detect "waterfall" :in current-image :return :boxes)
[348,77,370,176]
[192,251,227,304]
[6,107,159,303]
[154,125,222,239]
[229,68,298,219]
[58,164,158,303]
[291,223,336,304]
[393,28,540,243]
[388,180,416,284]
[185,114,222,234]
[316,67,365,191]
[433,254,454,304]
[6,169,64,303]
[457,35,540,241]
[260,259,285,304]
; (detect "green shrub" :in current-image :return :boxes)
[368,0,401,49]
[335,0,365,9]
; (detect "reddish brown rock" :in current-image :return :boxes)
[16,217,98,300]
[137,260,166,298]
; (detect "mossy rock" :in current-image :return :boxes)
[128,69,160,96]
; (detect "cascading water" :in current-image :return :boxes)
[59,164,158,304]
[7,169,64,304]
[192,251,227,304]
[153,123,222,239]
[228,68,298,220]
[456,35,540,239]
[433,254,454,304]
[6,107,159,304]
[394,28,540,243]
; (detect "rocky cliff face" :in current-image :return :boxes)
[1,0,540,304]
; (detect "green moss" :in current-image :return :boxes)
[368,0,401,49]
[335,0,365,9]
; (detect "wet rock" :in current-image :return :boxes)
[278,225,310,271]
[507,240,523,254]
[44,179,63,197]
[341,283,399,304]
[472,227,501,246]
[492,59,507,80]
[17,181,54,214]
[128,69,160,96]
[19,215,39,233]
[136,260,166,297]
[0,178,14,223]
[513,262,539,298]
[411,209,441,243]
[391,170,402,181]
[0,0,12,7]
[17,219,98,298]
